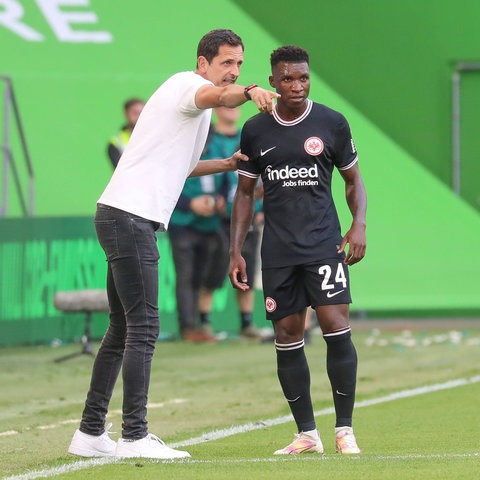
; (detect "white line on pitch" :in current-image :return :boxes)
[171,374,480,448]
[0,399,187,437]
[3,375,480,480]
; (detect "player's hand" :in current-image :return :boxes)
[229,254,250,291]
[248,86,280,114]
[338,222,366,265]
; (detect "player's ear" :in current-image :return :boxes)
[269,75,275,88]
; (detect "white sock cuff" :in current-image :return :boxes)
[275,339,305,351]
[323,326,351,338]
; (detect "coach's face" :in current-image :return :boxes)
[197,44,244,87]
[269,61,310,109]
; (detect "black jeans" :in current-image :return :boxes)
[80,204,161,439]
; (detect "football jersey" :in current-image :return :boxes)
[239,99,358,268]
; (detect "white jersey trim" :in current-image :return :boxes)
[238,169,260,179]
[338,156,358,170]
[273,99,313,126]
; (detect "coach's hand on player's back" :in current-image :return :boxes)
[338,221,366,266]
[225,150,249,171]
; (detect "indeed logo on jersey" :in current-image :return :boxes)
[265,164,319,188]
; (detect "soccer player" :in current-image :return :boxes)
[67,29,279,460]
[229,45,367,455]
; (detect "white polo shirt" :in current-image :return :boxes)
[98,71,213,229]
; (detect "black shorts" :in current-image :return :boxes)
[262,260,352,321]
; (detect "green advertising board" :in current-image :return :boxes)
[1,1,479,345]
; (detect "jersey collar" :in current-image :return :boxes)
[273,99,312,126]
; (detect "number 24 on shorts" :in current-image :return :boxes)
[318,263,347,291]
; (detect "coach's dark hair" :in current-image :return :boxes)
[270,45,309,68]
[197,29,244,64]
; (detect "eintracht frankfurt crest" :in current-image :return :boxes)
[304,136,324,156]
[265,297,277,313]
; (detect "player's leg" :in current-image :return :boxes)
[306,260,361,453]
[272,310,324,454]
[315,304,356,425]
[315,304,361,454]
[263,266,323,454]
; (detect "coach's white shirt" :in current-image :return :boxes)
[98,71,213,229]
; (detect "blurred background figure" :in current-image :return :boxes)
[106,97,144,169]
[197,107,264,340]
[167,115,228,343]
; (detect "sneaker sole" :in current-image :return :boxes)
[336,448,361,454]
[274,446,324,455]
[115,450,190,459]
[68,445,115,457]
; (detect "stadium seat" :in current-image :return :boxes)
[53,289,109,362]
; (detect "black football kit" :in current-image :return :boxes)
[239,99,358,269]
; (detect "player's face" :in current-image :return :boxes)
[269,61,310,109]
[200,44,244,87]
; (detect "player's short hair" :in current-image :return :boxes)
[197,29,244,64]
[270,45,309,68]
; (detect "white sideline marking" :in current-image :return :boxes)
[177,452,480,463]
[172,374,480,448]
[0,399,186,437]
[4,375,480,480]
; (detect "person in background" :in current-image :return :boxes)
[229,45,367,456]
[167,128,227,343]
[196,106,264,340]
[107,98,144,168]
[67,28,279,461]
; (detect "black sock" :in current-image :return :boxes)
[240,312,252,329]
[199,312,210,325]
[276,340,316,432]
[323,329,357,427]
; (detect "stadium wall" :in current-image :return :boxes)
[233,0,480,211]
[1,1,479,344]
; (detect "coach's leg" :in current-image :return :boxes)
[112,213,160,439]
[80,262,126,435]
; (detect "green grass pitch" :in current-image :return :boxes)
[1,321,479,479]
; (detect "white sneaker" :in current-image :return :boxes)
[68,423,116,457]
[115,433,191,459]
